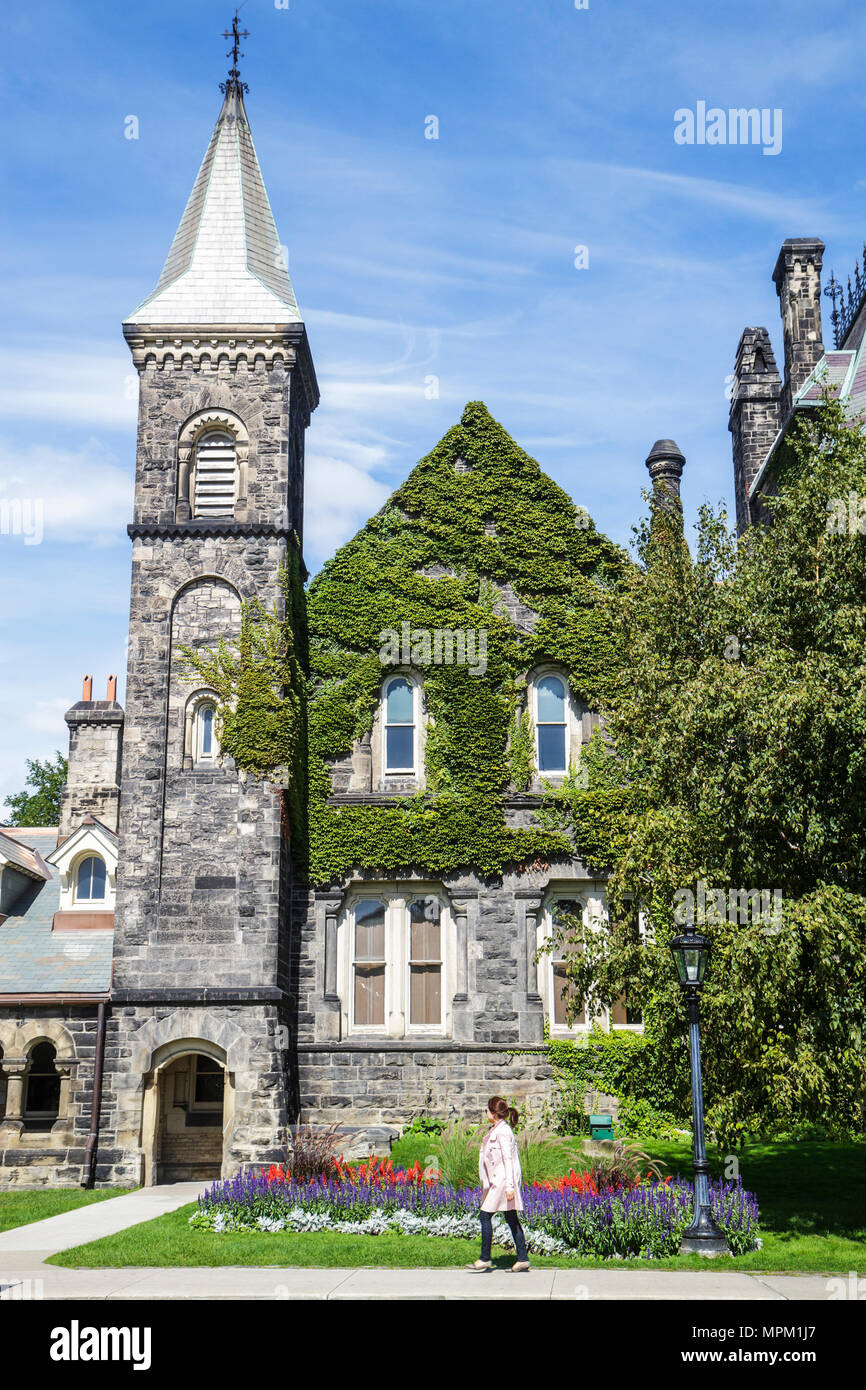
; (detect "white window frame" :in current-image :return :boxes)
[194,698,219,764]
[531,669,571,777]
[347,894,391,1035]
[339,886,453,1039]
[405,894,446,1036]
[382,674,418,778]
[540,889,644,1036]
[72,853,107,905]
[543,894,591,1036]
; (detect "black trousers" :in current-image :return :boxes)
[480,1209,529,1262]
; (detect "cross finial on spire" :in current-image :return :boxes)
[220,9,250,97]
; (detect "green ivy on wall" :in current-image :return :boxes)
[306,401,629,885]
[179,549,308,848]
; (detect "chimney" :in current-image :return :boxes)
[57,676,125,841]
[773,238,825,418]
[728,326,783,534]
[645,439,685,509]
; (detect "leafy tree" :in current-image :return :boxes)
[545,394,866,1144]
[3,752,67,827]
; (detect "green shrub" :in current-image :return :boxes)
[615,1098,685,1142]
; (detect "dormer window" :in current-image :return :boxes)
[75,855,106,903]
[383,676,416,774]
[534,674,569,774]
[193,431,237,518]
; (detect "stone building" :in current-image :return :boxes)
[1,57,735,1187]
[729,235,866,531]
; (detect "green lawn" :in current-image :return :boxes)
[47,1138,866,1273]
[0,1187,131,1234]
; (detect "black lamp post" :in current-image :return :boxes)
[669,925,729,1257]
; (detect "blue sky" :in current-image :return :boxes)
[1,0,865,806]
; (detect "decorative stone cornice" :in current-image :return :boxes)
[128,520,292,541]
[122,322,320,417]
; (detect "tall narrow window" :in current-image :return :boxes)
[193,431,237,518]
[536,675,568,773]
[551,899,585,1027]
[384,676,415,773]
[408,897,442,1028]
[24,1042,61,1128]
[195,701,218,762]
[75,855,106,902]
[352,899,386,1027]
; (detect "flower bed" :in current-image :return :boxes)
[190,1164,761,1260]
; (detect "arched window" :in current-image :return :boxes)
[24,1042,61,1127]
[535,674,569,774]
[75,855,106,902]
[383,676,416,774]
[193,431,237,518]
[195,700,218,762]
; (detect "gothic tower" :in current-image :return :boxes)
[101,53,318,1184]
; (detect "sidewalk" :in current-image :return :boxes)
[0,1183,206,1257]
[0,1186,840,1300]
[0,1264,837,1300]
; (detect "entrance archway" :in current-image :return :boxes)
[147,1044,231,1184]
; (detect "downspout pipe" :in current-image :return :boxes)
[81,1000,107,1189]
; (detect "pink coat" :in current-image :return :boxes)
[479,1120,524,1212]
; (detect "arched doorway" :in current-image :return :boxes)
[152,1048,227,1184]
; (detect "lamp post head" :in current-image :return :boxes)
[670,927,710,989]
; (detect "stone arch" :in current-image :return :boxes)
[167,577,242,770]
[14,1019,77,1059]
[175,408,250,522]
[128,1009,251,1081]
[132,1012,248,1185]
[183,686,221,769]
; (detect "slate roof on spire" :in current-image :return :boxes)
[125,83,301,325]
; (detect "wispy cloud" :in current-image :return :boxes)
[0,440,132,545]
[0,347,137,428]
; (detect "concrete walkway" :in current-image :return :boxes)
[0,1182,206,1256]
[0,1264,841,1300]
[0,1186,845,1299]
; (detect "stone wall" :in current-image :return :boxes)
[0,1006,102,1187]
[290,864,605,1131]
[58,702,124,839]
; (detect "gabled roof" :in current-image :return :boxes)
[47,816,119,873]
[124,83,301,326]
[750,341,866,502]
[0,827,51,881]
[0,830,112,995]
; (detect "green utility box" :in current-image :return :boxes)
[589,1114,614,1141]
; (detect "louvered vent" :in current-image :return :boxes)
[193,432,236,517]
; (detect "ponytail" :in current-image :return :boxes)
[487,1095,519,1130]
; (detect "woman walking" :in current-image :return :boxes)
[468,1096,530,1272]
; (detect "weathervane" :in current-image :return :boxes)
[220,10,250,97]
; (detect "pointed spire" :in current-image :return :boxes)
[125,20,300,327]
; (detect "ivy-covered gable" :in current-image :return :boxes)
[306,401,628,885]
